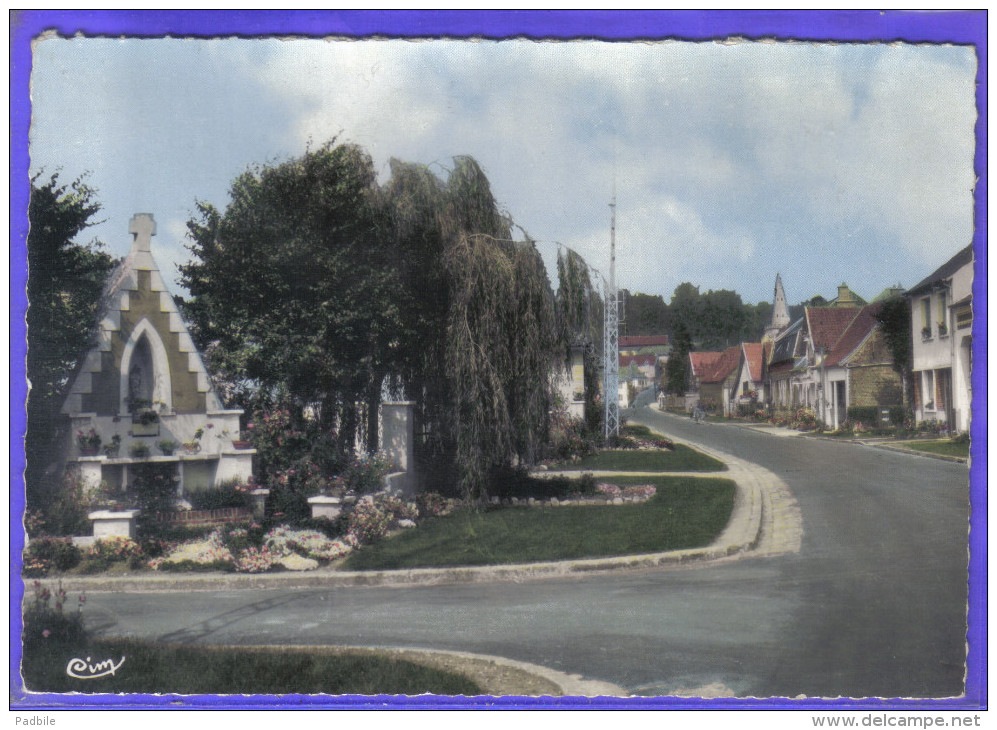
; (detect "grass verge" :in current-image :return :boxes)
[903,439,970,459]
[345,476,736,571]
[21,638,482,695]
[552,444,726,472]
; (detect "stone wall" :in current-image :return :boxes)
[848,364,902,407]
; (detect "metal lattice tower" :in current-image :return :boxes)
[603,194,620,439]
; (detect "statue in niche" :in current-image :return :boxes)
[127,336,155,411]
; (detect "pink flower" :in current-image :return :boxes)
[247,423,254,429]
[42,630,51,638]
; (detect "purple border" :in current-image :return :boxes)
[9,9,986,711]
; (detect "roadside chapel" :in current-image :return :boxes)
[60,214,253,502]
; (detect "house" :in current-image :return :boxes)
[766,301,901,428]
[617,353,655,408]
[730,342,768,413]
[688,346,741,415]
[906,245,974,433]
[619,334,670,390]
[554,341,588,418]
[59,214,253,501]
[816,303,902,429]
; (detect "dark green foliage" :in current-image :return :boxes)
[44,471,98,536]
[846,406,881,426]
[130,463,178,516]
[183,145,559,502]
[180,141,399,449]
[188,482,251,511]
[485,466,594,501]
[621,290,668,336]
[23,537,82,575]
[665,322,693,395]
[345,476,736,570]
[22,639,482,695]
[876,296,914,408]
[551,444,726,472]
[25,173,114,508]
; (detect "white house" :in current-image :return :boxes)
[907,245,974,433]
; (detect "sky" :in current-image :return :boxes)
[28,35,978,307]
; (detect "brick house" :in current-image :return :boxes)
[689,346,741,415]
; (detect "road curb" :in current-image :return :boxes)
[36,429,780,594]
[862,441,969,464]
[194,644,628,697]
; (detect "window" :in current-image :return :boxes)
[923,371,935,409]
[921,298,931,331]
[955,304,972,330]
[937,291,948,335]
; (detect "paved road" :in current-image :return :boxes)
[80,400,970,699]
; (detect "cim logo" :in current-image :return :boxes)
[66,656,126,680]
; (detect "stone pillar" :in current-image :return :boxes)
[307,495,342,521]
[89,509,140,539]
[381,401,415,495]
[75,458,104,493]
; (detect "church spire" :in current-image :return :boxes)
[764,273,790,342]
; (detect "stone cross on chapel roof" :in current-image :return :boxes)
[129,213,156,252]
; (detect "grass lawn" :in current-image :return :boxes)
[21,638,482,695]
[552,443,726,472]
[904,439,970,459]
[345,476,736,571]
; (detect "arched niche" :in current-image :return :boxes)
[119,318,173,414]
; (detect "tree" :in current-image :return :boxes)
[26,173,114,505]
[183,145,560,503]
[621,291,668,336]
[555,248,603,435]
[876,296,914,411]
[180,141,400,453]
[665,322,693,395]
[700,289,748,349]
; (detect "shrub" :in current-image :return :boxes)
[347,499,393,545]
[547,411,596,461]
[88,536,144,562]
[264,525,351,562]
[791,408,819,431]
[416,492,458,519]
[24,537,82,576]
[148,531,235,571]
[234,545,281,573]
[45,471,99,537]
[343,451,393,495]
[23,581,86,651]
[189,480,252,511]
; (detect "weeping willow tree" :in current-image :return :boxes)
[556,248,604,435]
[386,156,559,501]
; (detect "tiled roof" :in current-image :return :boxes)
[907,245,974,297]
[824,303,882,367]
[697,345,742,383]
[806,307,861,353]
[741,342,765,382]
[689,351,722,377]
[619,354,656,368]
[619,335,669,347]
